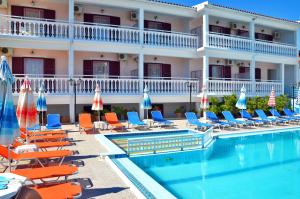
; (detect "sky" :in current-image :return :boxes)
[162,0,300,49]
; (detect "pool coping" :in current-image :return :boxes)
[95,133,177,199]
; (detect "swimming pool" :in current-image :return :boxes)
[128,129,300,199]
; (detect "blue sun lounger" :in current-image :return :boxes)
[151,111,173,127]
[240,110,268,126]
[185,112,213,130]
[27,124,41,131]
[255,109,285,125]
[283,108,300,120]
[206,111,232,129]
[222,111,254,127]
[270,109,294,122]
[127,112,148,128]
[46,114,62,130]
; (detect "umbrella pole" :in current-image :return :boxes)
[8,145,11,172]
[41,111,43,131]
[98,110,101,122]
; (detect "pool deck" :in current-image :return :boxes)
[5,120,300,198]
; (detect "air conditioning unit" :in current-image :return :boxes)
[273,31,281,39]
[74,5,83,15]
[0,0,8,8]
[1,47,13,57]
[226,59,233,65]
[130,11,138,21]
[230,22,238,29]
[119,54,128,61]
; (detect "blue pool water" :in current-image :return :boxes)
[130,130,300,199]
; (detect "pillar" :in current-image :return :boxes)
[138,53,145,119]
[202,14,209,47]
[69,0,75,123]
[139,8,144,45]
[202,55,209,87]
[250,57,256,96]
[249,19,255,52]
[280,63,284,95]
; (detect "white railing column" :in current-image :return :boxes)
[250,57,256,96]
[280,63,285,95]
[139,8,144,45]
[138,53,144,119]
[69,0,75,123]
[203,55,209,87]
[249,19,255,51]
[203,14,209,47]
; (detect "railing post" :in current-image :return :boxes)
[138,53,145,119]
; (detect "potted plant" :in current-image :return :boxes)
[174,106,185,118]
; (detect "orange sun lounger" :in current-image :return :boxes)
[0,145,73,167]
[17,182,82,199]
[105,112,125,130]
[13,140,72,151]
[12,164,78,181]
[20,132,68,143]
[79,113,95,133]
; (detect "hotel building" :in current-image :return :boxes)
[0,0,299,122]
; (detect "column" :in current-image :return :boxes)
[139,8,144,45]
[202,55,209,86]
[280,63,284,95]
[250,56,256,96]
[138,53,145,119]
[249,19,255,52]
[202,14,209,47]
[69,0,75,123]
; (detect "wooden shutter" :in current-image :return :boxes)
[209,65,213,79]
[109,61,120,78]
[255,68,261,80]
[162,64,171,79]
[44,58,55,77]
[223,66,231,79]
[144,20,149,29]
[162,22,171,31]
[239,67,246,73]
[11,5,24,16]
[12,57,24,76]
[83,60,93,77]
[110,16,121,26]
[44,9,55,20]
[84,13,94,23]
[144,63,149,78]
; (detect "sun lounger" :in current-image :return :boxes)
[17,182,82,199]
[206,111,232,129]
[20,132,68,143]
[240,110,268,126]
[0,145,73,167]
[105,112,125,130]
[270,109,294,123]
[222,111,254,127]
[283,108,300,120]
[79,113,95,133]
[185,112,213,130]
[255,109,285,124]
[127,112,147,128]
[12,164,78,181]
[13,139,72,151]
[151,111,173,127]
[46,114,62,130]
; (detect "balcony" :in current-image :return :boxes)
[208,32,298,57]
[207,78,283,96]
[12,75,200,96]
[0,14,198,49]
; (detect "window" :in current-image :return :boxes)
[209,65,231,79]
[130,69,138,78]
[191,70,202,79]
[93,61,109,77]
[148,63,162,78]
[24,58,44,76]
[24,7,44,18]
[267,69,277,80]
[211,65,223,78]
[238,67,250,79]
[93,15,110,25]
[209,25,231,35]
[148,21,163,30]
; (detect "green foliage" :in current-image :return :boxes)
[221,94,238,116]
[208,97,222,116]
[174,106,186,114]
[112,106,127,118]
[275,95,289,112]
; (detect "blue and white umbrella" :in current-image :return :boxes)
[36,83,47,128]
[236,86,247,118]
[141,85,152,119]
[0,55,20,145]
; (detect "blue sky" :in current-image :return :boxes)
[163,0,300,49]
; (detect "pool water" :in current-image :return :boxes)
[130,130,300,199]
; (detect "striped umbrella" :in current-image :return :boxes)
[141,85,152,120]
[200,85,209,120]
[36,82,47,128]
[236,86,247,118]
[16,78,38,143]
[92,84,103,121]
[268,87,276,108]
[296,87,300,105]
[0,55,20,145]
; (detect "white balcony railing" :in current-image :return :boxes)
[144,29,198,48]
[0,14,69,39]
[74,22,140,44]
[208,33,252,51]
[208,32,298,57]
[12,75,199,95]
[207,79,283,96]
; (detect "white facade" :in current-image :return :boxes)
[0,0,299,121]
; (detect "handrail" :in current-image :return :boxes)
[0,14,69,23]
